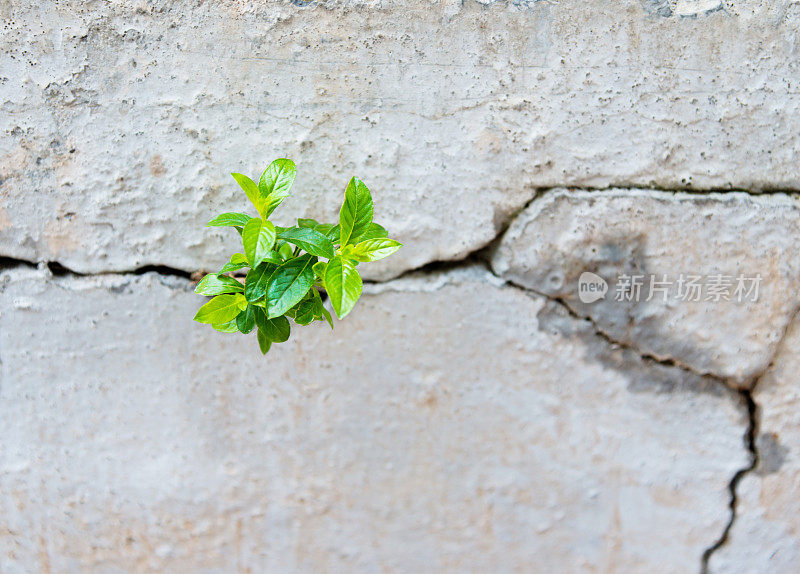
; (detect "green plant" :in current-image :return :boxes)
[193,158,402,354]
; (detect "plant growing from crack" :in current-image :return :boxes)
[193,158,402,354]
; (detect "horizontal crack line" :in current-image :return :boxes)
[0,256,192,280]
[2,185,799,279]
[515,184,800,196]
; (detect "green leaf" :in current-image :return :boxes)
[314,223,334,234]
[312,261,327,280]
[244,262,277,302]
[278,242,294,260]
[217,253,249,274]
[261,250,284,265]
[277,227,335,259]
[351,222,389,243]
[339,177,373,246]
[212,319,239,333]
[324,255,363,319]
[256,329,272,354]
[266,254,317,318]
[207,212,252,227]
[293,298,316,325]
[195,273,244,295]
[286,288,315,319]
[236,305,256,334]
[217,261,247,274]
[344,238,403,262]
[258,158,297,217]
[298,218,319,228]
[231,173,263,214]
[254,308,291,343]
[242,218,276,267]
[310,223,341,244]
[194,293,248,324]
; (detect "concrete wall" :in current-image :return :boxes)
[1,0,799,571]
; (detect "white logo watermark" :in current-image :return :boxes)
[578,272,608,303]
[577,273,762,304]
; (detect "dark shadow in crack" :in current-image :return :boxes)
[534,299,732,400]
[493,227,734,385]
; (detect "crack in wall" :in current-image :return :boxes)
[1,186,798,281]
[4,185,794,389]
[376,254,759,571]
[500,273,735,385]
[697,303,800,572]
[0,256,193,280]
[492,263,764,574]
[700,388,758,573]
[490,254,795,573]
[0,247,763,570]
[521,184,800,196]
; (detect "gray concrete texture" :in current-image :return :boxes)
[1,0,799,572]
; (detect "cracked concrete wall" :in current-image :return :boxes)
[2,0,800,572]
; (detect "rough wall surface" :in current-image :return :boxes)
[2,0,800,278]
[1,0,799,572]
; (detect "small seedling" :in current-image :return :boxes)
[193,158,402,354]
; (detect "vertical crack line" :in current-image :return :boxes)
[700,303,799,572]
[700,389,759,573]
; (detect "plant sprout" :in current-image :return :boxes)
[193,158,402,354]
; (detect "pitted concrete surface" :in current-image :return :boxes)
[2,1,800,278]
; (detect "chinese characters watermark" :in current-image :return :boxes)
[578,272,761,304]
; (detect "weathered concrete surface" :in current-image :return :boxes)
[0,267,747,572]
[491,189,800,385]
[709,314,800,572]
[2,1,800,278]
